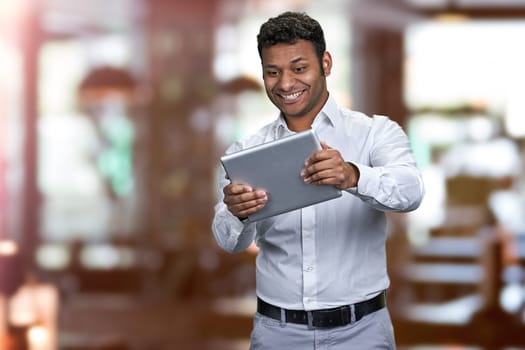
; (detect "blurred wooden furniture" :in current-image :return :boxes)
[391,226,525,349]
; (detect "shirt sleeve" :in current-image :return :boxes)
[346,115,425,212]
[211,151,257,253]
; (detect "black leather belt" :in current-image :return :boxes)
[257,291,386,329]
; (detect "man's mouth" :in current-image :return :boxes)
[279,90,305,102]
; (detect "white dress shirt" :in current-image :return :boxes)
[212,96,424,311]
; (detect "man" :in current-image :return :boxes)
[212,11,424,349]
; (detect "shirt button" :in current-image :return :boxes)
[305,266,314,272]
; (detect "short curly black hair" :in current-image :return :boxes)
[257,12,326,64]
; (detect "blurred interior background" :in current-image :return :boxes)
[1,0,525,349]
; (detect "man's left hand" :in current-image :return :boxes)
[301,141,359,190]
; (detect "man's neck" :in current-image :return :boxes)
[284,115,316,132]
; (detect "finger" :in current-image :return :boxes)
[224,189,266,205]
[303,161,347,184]
[236,204,266,218]
[306,145,337,165]
[227,193,268,217]
[302,157,337,178]
[320,141,332,150]
[224,183,253,196]
[304,168,334,184]
[230,198,267,214]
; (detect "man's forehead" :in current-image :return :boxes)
[261,41,316,63]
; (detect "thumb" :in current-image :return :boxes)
[320,141,332,150]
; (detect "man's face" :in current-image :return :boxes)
[261,39,331,126]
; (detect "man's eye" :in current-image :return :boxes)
[294,66,306,73]
[266,71,279,77]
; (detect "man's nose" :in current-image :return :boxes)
[277,70,295,91]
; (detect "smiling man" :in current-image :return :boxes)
[212,11,424,350]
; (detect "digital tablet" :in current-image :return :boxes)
[220,129,342,222]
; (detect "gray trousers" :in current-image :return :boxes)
[249,307,396,350]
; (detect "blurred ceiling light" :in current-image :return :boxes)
[489,191,525,235]
[9,283,58,350]
[27,324,50,348]
[505,90,525,138]
[0,239,18,256]
[80,244,136,269]
[36,243,70,270]
[500,284,524,313]
[466,116,494,142]
[80,244,119,269]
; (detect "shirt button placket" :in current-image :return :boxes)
[301,206,317,308]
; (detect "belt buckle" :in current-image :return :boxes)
[307,302,362,329]
[311,305,351,328]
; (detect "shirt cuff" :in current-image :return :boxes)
[347,163,378,197]
[229,211,248,230]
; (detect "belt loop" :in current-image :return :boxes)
[280,308,286,328]
[307,311,314,330]
[350,304,356,324]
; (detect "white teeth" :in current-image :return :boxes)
[283,91,302,100]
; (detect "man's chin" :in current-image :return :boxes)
[276,103,301,116]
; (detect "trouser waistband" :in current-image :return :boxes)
[257,291,386,329]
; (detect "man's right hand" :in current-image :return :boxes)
[223,183,268,220]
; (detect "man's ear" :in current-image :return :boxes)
[322,51,333,76]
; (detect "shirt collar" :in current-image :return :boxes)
[274,94,340,139]
[313,94,340,131]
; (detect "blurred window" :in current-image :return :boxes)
[0,26,24,242]
[38,36,142,243]
[405,20,525,138]
[405,19,525,239]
